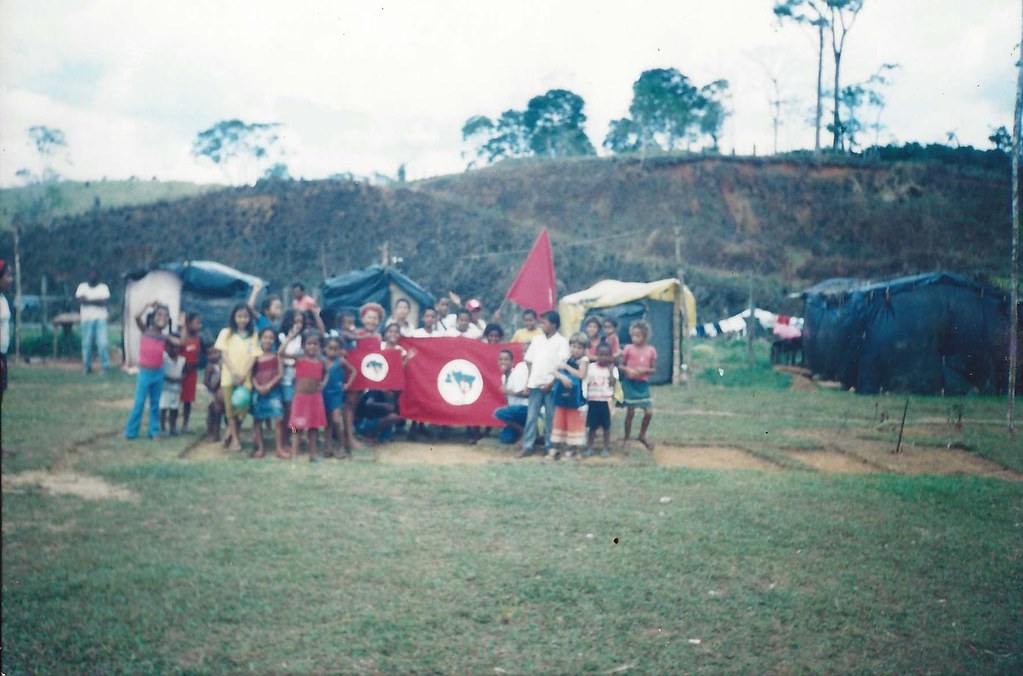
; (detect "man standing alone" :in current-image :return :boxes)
[76,269,110,374]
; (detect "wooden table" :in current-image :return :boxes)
[51,312,80,359]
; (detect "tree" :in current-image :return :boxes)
[774,0,829,151]
[603,68,729,154]
[835,63,897,151]
[191,120,286,184]
[824,0,866,150]
[461,89,594,168]
[523,89,596,157]
[990,125,1013,153]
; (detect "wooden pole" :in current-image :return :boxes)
[746,271,755,366]
[1009,7,1022,435]
[13,227,22,360]
[673,224,689,386]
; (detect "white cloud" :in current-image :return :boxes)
[0,0,1018,185]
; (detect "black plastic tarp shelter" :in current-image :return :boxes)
[123,261,264,368]
[320,265,435,327]
[802,272,1021,395]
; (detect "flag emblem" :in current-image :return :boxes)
[360,352,390,383]
[437,359,483,406]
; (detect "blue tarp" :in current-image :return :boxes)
[802,272,1021,395]
[320,265,434,323]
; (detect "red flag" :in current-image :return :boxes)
[347,345,405,391]
[506,228,556,313]
[398,337,511,427]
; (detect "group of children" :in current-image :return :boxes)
[124,282,658,462]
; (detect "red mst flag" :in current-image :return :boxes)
[398,337,522,427]
[505,228,556,313]
[346,344,405,391]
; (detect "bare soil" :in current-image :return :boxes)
[2,470,139,501]
[653,445,781,471]
[786,429,1023,481]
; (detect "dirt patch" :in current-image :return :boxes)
[2,471,139,502]
[374,442,520,465]
[783,448,880,474]
[653,445,781,471]
[97,398,134,410]
[182,440,241,461]
[787,429,1023,481]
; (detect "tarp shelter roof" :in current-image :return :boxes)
[802,272,1011,303]
[320,265,435,313]
[559,278,697,334]
[125,260,264,296]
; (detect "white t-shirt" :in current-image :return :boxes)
[0,295,10,354]
[503,362,530,406]
[524,331,570,389]
[447,324,483,339]
[412,326,443,338]
[76,282,110,321]
[585,363,619,402]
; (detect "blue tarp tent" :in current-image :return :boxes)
[320,265,434,328]
[801,272,1021,395]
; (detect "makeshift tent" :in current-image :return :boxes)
[123,261,264,370]
[558,278,697,385]
[801,272,1022,395]
[320,265,435,328]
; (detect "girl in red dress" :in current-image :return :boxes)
[283,329,329,461]
[178,312,203,432]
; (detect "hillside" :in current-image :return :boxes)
[11,154,1013,319]
[0,179,219,229]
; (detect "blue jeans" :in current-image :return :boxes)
[81,318,110,372]
[494,404,528,443]
[521,388,554,453]
[125,367,163,438]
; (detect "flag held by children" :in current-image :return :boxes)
[399,337,511,427]
[505,228,556,313]
[347,345,405,391]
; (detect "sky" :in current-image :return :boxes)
[0,0,1019,186]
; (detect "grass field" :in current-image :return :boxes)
[2,346,1021,673]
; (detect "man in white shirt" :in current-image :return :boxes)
[75,270,111,374]
[1,259,14,456]
[493,349,529,444]
[518,310,570,457]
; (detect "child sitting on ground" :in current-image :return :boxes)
[548,332,589,460]
[620,320,657,452]
[584,342,619,457]
[159,338,185,436]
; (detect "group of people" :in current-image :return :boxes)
[123,279,659,461]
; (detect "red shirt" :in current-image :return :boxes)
[622,343,657,382]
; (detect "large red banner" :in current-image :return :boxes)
[398,337,521,427]
[346,344,405,391]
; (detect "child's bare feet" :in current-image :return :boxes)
[251,448,265,458]
[637,437,655,452]
[274,448,290,460]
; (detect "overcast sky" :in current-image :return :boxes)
[0,0,1019,186]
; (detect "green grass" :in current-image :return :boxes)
[2,362,1021,673]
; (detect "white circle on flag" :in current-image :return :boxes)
[360,353,389,383]
[437,359,483,406]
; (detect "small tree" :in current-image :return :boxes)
[191,120,287,185]
[774,0,829,151]
[825,0,866,150]
[835,63,898,151]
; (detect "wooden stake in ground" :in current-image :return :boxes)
[895,398,909,454]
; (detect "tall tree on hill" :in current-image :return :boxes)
[523,89,596,158]
[461,89,594,168]
[191,120,287,185]
[603,68,729,154]
[825,0,866,150]
[835,63,898,151]
[773,0,828,152]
